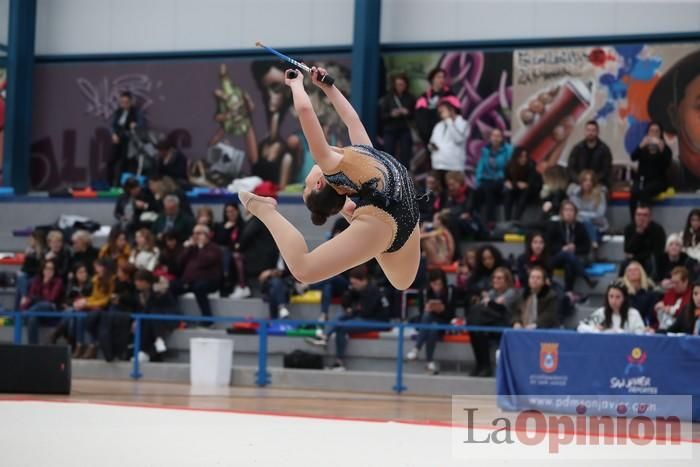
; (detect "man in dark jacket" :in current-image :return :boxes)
[108,91,144,187]
[566,120,613,187]
[169,225,221,323]
[152,194,195,244]
[546,200,597,293]
[621,204,667,278]
[307,266,390,370]
[513,266,560,329]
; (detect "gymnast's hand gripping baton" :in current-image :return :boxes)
[255,41,335,86]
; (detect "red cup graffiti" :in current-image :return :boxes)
[516,79,592,163]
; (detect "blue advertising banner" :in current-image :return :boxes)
[497,330,700,421]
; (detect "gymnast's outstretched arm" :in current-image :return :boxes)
[310,66,372,147]
[285,70,342,174]
[240,192,392,284]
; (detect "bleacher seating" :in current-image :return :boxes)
[0,191,697,394]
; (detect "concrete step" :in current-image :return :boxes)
[168,328,474,362]
[69,359,496,396]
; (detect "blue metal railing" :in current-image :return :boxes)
[0,310,574,393]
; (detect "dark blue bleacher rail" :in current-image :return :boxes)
[0,310,564,393]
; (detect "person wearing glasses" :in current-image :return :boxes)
[169,225,222,325]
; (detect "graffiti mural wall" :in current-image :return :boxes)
[511,43,700,190]
[381,50,513,175]
[30,55,351,191]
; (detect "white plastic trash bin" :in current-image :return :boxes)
[190,338,234,387]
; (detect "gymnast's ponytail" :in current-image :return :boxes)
[305,184,346,226]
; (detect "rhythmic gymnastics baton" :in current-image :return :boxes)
[255,41,335,86]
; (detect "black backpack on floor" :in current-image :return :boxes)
[283,350,324,370]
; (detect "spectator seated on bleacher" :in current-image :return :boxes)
[474,128,512,227]
[148,175,193,217]
[466,245,506,306]
[681,208,700,262]
[567,169,608,256]
[503,146,541,222]
[20,259,64,345]
[213,202,247,298]
[629,121,672,218]
[546,201,597,298]
[152,194,195,244]
[129,228,160,271]
[133,269,178,363]
[539,165,569,222]
[15,229,48,310]
[236,217,279,298]
[45,229,71,280]
[566,120,613,188]
[621,204,667,278]
[656,234,699,287]
[114,177,157,236]
[169,225,221,326]
[71,258,116,359]
[49,262,93,345]
[654,282,700,335]
[420,210,455,268]
[405,269,456,375]
[467,267,519,377]
[512,266,559,330]
[452,248,477,312]
[99,227,131,265]
[193,206,216,236]
[154,135,189,189]
[259,256,292,319]
[69,230,99,276]
[444,171,484,240]
[577,283,645,334]
[618,261,660,326]
[155,232,183,281]
[418,171,445,224]
[653,266,692,331]
[307,266,391,371]
[97,262,138,362]
[515,232,551,288]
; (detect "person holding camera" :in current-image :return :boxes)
[629,121,672,219]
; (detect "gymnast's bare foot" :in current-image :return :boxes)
[238,190,277,216]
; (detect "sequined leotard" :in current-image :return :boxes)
[323,145,419,253]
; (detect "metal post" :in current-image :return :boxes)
[393,324,406,394]
[256,322,270,387]
[12,312,22,344]
[130,317,143,379]
[351,0,382,142]
[4,0,37,194]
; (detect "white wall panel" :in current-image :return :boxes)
[35,0,354,55]
[381,0,700,44]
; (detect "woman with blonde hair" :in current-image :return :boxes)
[467,266,519,377]
[129,228,160,271]
[420,210,455,267]
[619,261,658,325]
[567,169,608,252]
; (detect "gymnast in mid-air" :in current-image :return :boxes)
[238,66,421,290]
